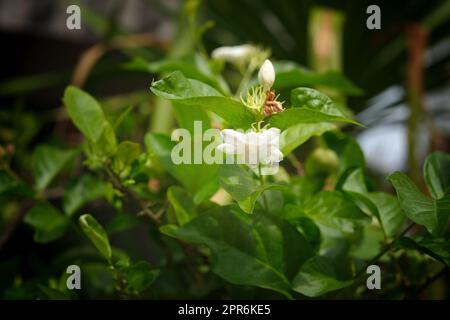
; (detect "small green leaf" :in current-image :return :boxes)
[105,213,141,235]
[32,145,78,191]
[63,174,113,216]
[112,141,141,175]
[303,190,370,235]
[388,172,450,237]
[150,71,255,129]
[63,86,108,142]
[424,152,450,199]
[167,186,197,225]
[368,192,405,237]
[24,203,68,243]
[292,256,353,297]
[127,261,160,294]
[280,123,335,155]
[79,214,112,261]
[219,164,283,213]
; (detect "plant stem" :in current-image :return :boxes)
[258,164,269,212]
[406,24,427,184]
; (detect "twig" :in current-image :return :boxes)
[105,165,162,225]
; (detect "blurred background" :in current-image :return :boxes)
[0,0,449,298]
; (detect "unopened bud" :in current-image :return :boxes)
[258,59,275,89]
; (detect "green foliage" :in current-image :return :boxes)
[4,14,449,300]
[79,214,112,262]
[150,71,255,129]
[388,169,450,237]
[161,206,315,298]
[269,88,361,130]
[32,145,78,191]
[24,203,68,243]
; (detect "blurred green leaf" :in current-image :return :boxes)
[32,145,78,191]
[274,61,362,95]
[0,171,33,197]
[24,203,68,243]
[79,214,112,262]
[145,133,219,199]
[127,261,160,294]
[424,152,450,199]
[292,256,352,297]
[303,190,370,235]
[128,54,229,94]
[368,192,405,237]
[398,234,450,266]
[63,174,113,217]
[64,86,108,142]
[167,185,197,225]
[388,172,450,237]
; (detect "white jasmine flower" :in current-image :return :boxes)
[258,59,275,89]
[217,128,283,175]
[211,44,256,63]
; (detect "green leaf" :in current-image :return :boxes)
[303,190,370,235]
[167,186,197,225]
[323,131,366,176]
[280,123,335,155]
[79,214,112,261]
[292,256,353,297]
[105,213,141,235]
[341,168,368,195]
[388,172,450,237]
[112,141,141,175]
[218,164,283,214]
[24,203,68,243]
[424,152,450,199]
[160,206,315,298]
[273,61,362,95]
[368,192,406,237]
[282,205,321,252]
[150,71,255,129]
[63,86,108,142]
[398,234,450,266]
[127,261,160,294]
[63,175,113,217]
[269,88,361,130]
[32,145,78,191]
[0,171,33,197]
[144,133,219,198]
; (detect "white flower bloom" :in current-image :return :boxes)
[258,59,275,89]
[211,44,255,63]
[217,127,283,175]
